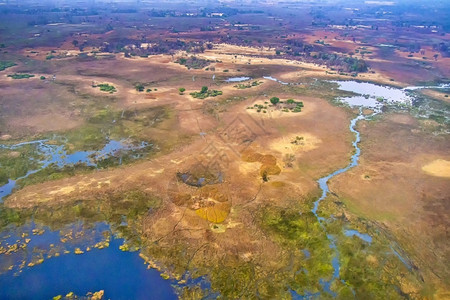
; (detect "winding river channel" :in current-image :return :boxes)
[0,78,447,298]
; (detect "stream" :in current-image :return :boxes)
[311,108,373,296]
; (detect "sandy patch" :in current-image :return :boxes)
[422,159,450,178]
[269,133,321,156]
[0,135,12,141]
[8,151,20,158]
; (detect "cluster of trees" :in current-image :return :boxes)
[0,61,16,71]
[175,56,212,69]
[98,40,211,57]
[7,73,35,79]
[94,83,117,93]
[433,42,450,58]
[190,86,222,99]
[308,53,368,72]
[283,39,368,72]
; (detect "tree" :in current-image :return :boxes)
[179,87,186,94]
[72,40,79,47]
[201,86,208,94]
[270,97,280,105]
[135,83,145,92]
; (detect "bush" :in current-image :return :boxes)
[7,73,34,79]
[95,83,117,93]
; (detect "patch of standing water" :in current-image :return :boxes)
[403,83,450,91]
[225,76,251,82]
[263,76,290,85]
[0,221,177,299]
[344,229,373,243]
[0,139,150,201]
[331,80,414,109]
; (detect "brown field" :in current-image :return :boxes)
[329,112,450,294]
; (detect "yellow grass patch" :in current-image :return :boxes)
[422,159,450,178]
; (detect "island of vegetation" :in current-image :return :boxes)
[93,83,117,93]
[0,61,16,71]
[190,86,223,99]
[7,73,34,79]
[234,81,263,89]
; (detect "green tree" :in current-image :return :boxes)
[201,86,208,94]
[270,97,280,105]
[135,83,145,92]
[179,87,186,94]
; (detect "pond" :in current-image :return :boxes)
[225,76,251,82]
[331,80,414,108]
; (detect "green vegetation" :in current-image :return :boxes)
[135,83,145,92]
[175,56,211,69]
[0,145,43,185]
[0,61,16,71]
[248,103,268,113]
[93,83,117,93]
[247,98,304,114]
[179,87,186,95]
[7,73,35,79]
[234,81,262,89]
[190,86,223,99]
[270,97,280,105]
[40,76,46,80]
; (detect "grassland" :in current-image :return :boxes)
[0,61,16,71]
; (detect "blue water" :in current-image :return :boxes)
[263,76,290,85]
[0,139,149,201]
[0,222,177,300]
[225,76,251,82]
[344,229,373,243]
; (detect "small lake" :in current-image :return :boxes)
[331,80,414,108]
[225,76,251,82]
